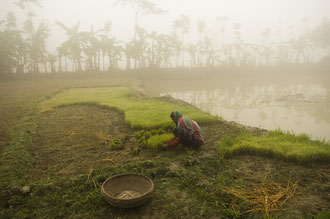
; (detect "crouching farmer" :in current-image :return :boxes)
[165,110,204,149]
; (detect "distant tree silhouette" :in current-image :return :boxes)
[114,0,166,40]
[47,53,57,73]
[56,21,83,72]
[310,18,330,48]
[1,1,330,74]
[81,25,105,71]
[6,12,17,30]
[24,21,49,73]
[173,15,191,67]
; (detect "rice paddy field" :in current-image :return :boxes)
[0,72,329,218]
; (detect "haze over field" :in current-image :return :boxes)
[0,0,330,140]
[1,0,330,55]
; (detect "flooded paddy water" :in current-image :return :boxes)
[160,84,329,141]
[141,68,330,141]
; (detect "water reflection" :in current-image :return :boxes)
[161,84,330,141]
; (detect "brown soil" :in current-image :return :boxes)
[29,104,138,179]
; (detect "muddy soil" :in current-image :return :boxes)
[30,105,138,179]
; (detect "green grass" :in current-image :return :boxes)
[39,87,217,130]
[0,113,37,187]
[314,209,330,219]
[147,133,174,150]
[218,130,330,164]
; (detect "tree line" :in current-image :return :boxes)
[0,0,329,75]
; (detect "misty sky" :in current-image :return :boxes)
[1,0,329,52]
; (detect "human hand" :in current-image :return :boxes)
[160,144,168,150]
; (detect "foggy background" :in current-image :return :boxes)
[1,0,329,57]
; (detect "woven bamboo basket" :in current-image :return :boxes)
[101,174,154,208]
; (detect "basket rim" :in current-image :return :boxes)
[101,173,154,200]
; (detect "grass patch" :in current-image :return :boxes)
[1,159,173,218]
[314,209,330,219]
[218,130,330,164]
[38,87,217,130]
[0,113,37,188]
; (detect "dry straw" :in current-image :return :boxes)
[220,179,298,217]
[95,131,113,142]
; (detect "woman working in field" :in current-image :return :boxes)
[164,110,204,149]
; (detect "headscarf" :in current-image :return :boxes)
[170,110,183,124]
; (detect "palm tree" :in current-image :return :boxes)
[289,36,313,63]
[147,30,158,68]
[197,37,217,67]
[23,20,49,73]
[170,36,183,68]
[216,16,228,48]
[197,19,206,40]
[309,18,330,55]
[14,0,42,32]
[99,34,122,71]
[56,21,83,72]
[81,25,105,71]
[134,26,148,68]
[13,0,46,73]
[233,23,241,42]
[148,33,173,68]
[6,12,17,31]
[123,42,134,70]
[0,29,17,74]
[47,53,57,73]
[187,44,197,68]
[98,20,124,71]
[112,43,123,70]
[114,0,166,40]
[15,32,28,74]
[173,15,191,66]
[57,41,71,72]
[99,35,109,71]
[3,12,28,74]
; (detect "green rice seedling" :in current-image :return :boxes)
[314,209,330,219]
[145,131,151,139]
[137,136,145,144]
[150,129,158,135]
[131,147,141,156]
[109,137,123,151]
[218,130,330,164]
[157,128,164,135]
[39,87,217,130]
[147,133,174,150]
[139,140,147,148]
[135,130,145,139]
